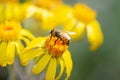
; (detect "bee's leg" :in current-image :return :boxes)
[50,34,53,41]
[54,38,58,45]
[67,40,70,45]
[60,38,65,45]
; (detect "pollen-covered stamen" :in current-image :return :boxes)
[5,27,13,31]
[45,36,68,57]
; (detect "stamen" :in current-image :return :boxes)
[45,36,68,57]
[5,27,13,31]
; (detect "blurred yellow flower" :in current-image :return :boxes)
[72,3,103,51]
[33,3,103,51]
[0,0,19,3]
[0,3,25,21]
[20,29,73,80]
[0,2,38,22]
[73,3,96,23]
[0,20,35,67]
[34,7,57,31]
[33,0,63,10]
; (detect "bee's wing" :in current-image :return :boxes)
[66,31,76,36]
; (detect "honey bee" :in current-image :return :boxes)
[50,29,71,45]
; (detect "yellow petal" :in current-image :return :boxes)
[63,18,77,31]
[32,54,51,74]
[20,36,30,46]
[87,20,103,51]
[34,8,49,20]
[21,37,46,54]
[53,5,73,25]
[19,55,28,66]
[20,48,45,66]
[0,41,7,66]
[5,3,14,20]
[27,37,46,49]
[19,37,46,66]
[62,50,73,79]
[6,41,16,64]
[63,19,85,40]
[55,58,65,80]
[41,11,57,31]
[71,21,85,40]
[0,4,4,22]
[15,40,24,53]
[20,29,35,40]
[25,5,37,18]
[23,44,42,53]
[46,58,57,80]
[13,3,24,21]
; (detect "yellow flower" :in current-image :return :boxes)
[0,20,35,67]
[72,3,103,51]
[63,3,103,51]
[20,29,73,80]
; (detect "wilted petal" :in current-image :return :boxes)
[87,20,103,51]
[46,58,57,80]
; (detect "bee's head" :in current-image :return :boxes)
[50,29,61,36]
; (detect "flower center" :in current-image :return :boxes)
[0,21,22,41]
[5,27,13,31]
[73,3,96,23]
[45,36,68,57]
